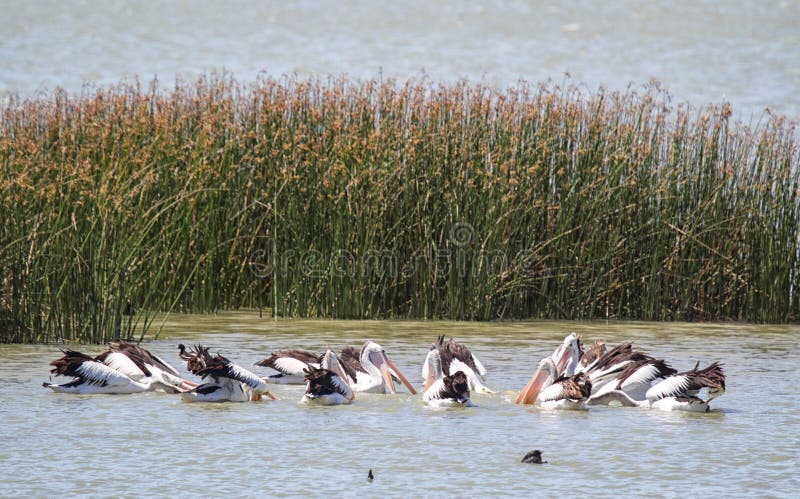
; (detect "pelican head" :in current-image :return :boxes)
[320,347,350,383]
[360,341,417,394]
[551,333,581,376]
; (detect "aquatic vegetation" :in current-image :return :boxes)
[1,74,798,342]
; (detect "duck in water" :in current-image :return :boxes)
[521,450,547,464]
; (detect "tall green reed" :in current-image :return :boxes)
[1,74,798,343]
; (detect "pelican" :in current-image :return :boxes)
[255,349,320,384]
[337,341,416,394]
[516,332,582,405]
[589,362,726,412]
[422,348,472,407]
[43,350,175,394]
[95,340,196,392]
[301,349,354,405]
[518,357,592,410]
[421,336,492,394]
[180,350,276,403]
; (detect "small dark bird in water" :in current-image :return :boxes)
[367,469,374,482]
[521,450,547,464]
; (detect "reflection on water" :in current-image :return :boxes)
[1,312,798,497]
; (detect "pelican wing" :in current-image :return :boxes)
[616,359,677,399]
[422,378,454,403]
[105,340,182,377]
[73,359,140,387]
[648,362,725,402]
[261,355,317,377]
[423,349,444,391]
[144,350,182,377]
[539,374,591,403]
[440,337,483,379]
[589,356,643,381]
[338,346,365,372]
[422,378,447,402]
[471,354,487,379]
[256,350,319,376]
[646,374,693,401]
[536,382,568,403]
[330,372,354,400]
[449,358,493,393]
[96,351,148,380]
[221,361,270,392]
[580,340,607,370]
[256,349,319,366]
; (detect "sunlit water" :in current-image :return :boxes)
[1,312,798,497]
[1,0,799,119]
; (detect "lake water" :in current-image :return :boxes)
[2,3,800,494]
[1,312,798,498]
[1,0,799,119]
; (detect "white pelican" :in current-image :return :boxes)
[421,336,492,394]
[43,350,175,394]
[180,350,276,403]
[516,332,582,405]
[255,349,320,384]
[589,361,726,412]
[301,349,354,405]
[518,357,592,410]
[337,341,416,394]
[422,348,472,407]
[95,340,196,392]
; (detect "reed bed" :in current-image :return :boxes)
[1,74,798,343]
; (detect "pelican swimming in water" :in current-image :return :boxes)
[255,349,321,384]
[43,350,178,394]
[590,361,726,412]
[95,340,196,392]
[301,349,354,405]
[421,336,492,394]
[422,348,472,407]
[180,349,276,403]
[516,333,583,405]
[336,341,416,394]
